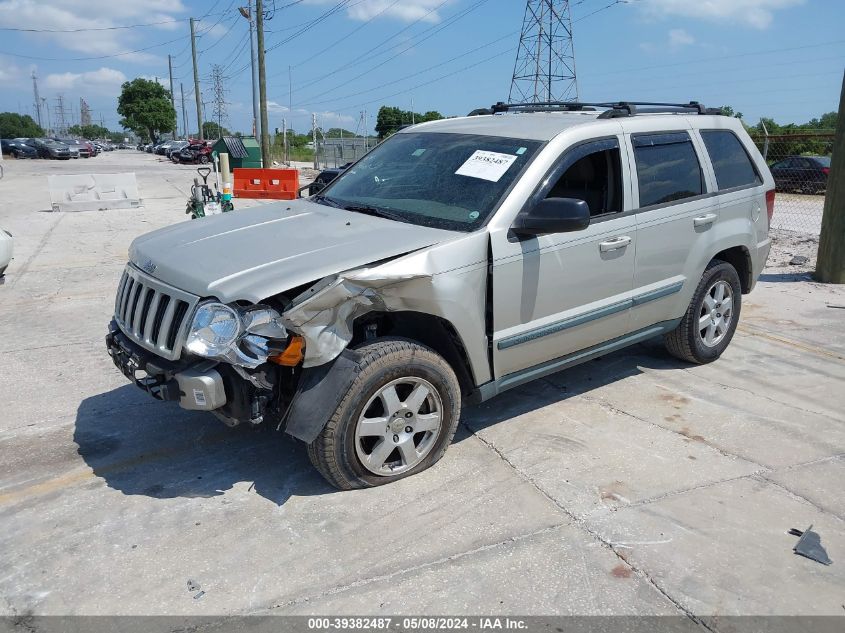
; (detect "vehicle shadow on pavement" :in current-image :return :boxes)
[74,385,335,506]
[462,338,688,434]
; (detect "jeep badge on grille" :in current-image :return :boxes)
[140,259,157,275]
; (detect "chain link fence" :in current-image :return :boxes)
[749,131,834,235]
[315,137,376,169]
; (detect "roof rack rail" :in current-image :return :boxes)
[468,101,724,118]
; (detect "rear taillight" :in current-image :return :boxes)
[765,189,776,226]
[822,167,830,176]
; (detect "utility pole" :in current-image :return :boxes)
[42,97,50,134]
[510,0,578,103]
[282,116,288,165]
[815,70,845,283]
[312,113,318,169]
[238,2,260,138]
[255,0,270,167]
[181,83,189,139]
[168,54,176,137]
[190,17,204,141]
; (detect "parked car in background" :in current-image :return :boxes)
[154,141,173,155]
[165,140,189,158]
[27,138,71,159]
[1,139,38,158]
[174,141,213,164]
[769,155,830,194]
[0,228,12,284]
[308,162,354,196]
[53,138,82,158]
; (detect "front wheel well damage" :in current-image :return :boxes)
[349,311,476,397]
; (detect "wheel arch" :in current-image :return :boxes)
[712,245,753,294]
[350,310,477,398]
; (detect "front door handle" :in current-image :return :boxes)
[693,213,718,228]
[599,236,632,252]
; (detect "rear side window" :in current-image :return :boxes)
[700,130,761,190]
[633,132,704,207]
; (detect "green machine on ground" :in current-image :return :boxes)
[185,165,234,219]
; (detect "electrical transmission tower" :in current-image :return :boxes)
[31,72,42,128]
[80,98,92,127]
[211,65,228,139]
[509,0,579,103]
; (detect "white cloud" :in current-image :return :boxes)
[305,0,448,23]
[668,28,694,47]
[640,0,805,29]
[43,67,127,94]
[0,0,188,57]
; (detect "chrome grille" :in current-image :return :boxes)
[114,264,199,360]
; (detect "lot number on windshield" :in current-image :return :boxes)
[455,150,518,182]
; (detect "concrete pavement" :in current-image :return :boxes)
[0,152,843,622]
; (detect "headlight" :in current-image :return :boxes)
[186,303,241,357]
[185,302,288,368]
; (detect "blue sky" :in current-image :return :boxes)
[0,0,842,136]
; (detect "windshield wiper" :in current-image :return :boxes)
[343,203,406,223]
[313,194,344,208]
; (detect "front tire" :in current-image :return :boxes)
[307,338,461,490]
[664,260,742,364]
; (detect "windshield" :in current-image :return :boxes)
[318,132,542,231]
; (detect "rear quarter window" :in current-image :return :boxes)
[700,130,761,190]
[633,132,704,207]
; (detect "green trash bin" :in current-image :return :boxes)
[211,136,262,168]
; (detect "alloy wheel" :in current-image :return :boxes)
[354,377,443,476]
[698,280,734,347]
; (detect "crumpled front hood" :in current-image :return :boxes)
[129,199,459,304]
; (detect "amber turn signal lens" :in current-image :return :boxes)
[270,335,304,366]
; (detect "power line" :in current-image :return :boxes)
[292,0,492,100]
[0,34,187,60]
[295,31,519,109]
[291,0,403,67]
[0,9,231,33]
[269,0,448,82]
[324,46,517,115]
[587,39,845,78]
[264,0,355,54]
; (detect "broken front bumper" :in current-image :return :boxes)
[106,321,226,411]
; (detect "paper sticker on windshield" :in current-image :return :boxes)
[455,150,518,182]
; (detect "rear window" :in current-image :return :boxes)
[816,156,831,168]
[633,132,704,207]
[700,130,761,190]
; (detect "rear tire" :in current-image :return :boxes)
[307,338,461,490]
[664,260,742,364]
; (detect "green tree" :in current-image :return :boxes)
[0,112,44,138]
[202,121,230,139]
[325,127,359,138]
[67,124,111,139]
[117,78,176,143]
[375,106,444,139]
[719,105,744,120]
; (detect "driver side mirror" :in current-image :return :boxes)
[512,198,591,236]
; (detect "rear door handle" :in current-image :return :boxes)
[599,236,632,252]
[693,213,718,228]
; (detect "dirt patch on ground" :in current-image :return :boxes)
[766,229,819,277]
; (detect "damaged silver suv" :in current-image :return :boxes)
[106,101,774,489]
